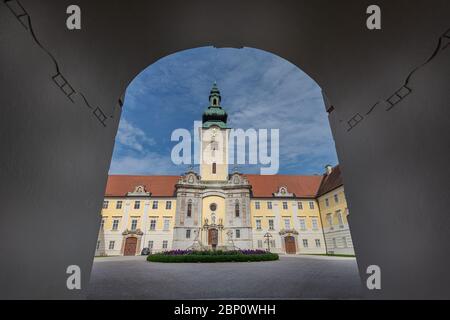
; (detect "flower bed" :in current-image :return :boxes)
[147,249,279,263]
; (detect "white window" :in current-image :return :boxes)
[332,238,337,248]
[267,201,272,209]
[163,219,170,231]
[309,201,314,209]
[134,201,140,209]
[96,241,100,250]
[152,200,158,209]
[100,219,105,230]
[186,229,191,239]
[256,219,262,230]
[325,198,329,207]
[311,218,319,230]
[342,236,348,247]
[116,200,123,209]
[255,201,260,210]
[299,218,306,231]
[235,229,241,238]
[334,194,339,203]
[149,219,156,231]
[327,213,333,228]
[148,240,154,249]
[337,210,344,227]
[282,202,288,210]
[303,239,308,248]
[103,200,109,209]
[270,239,276,248]
[257,240,263,248]
[284,219,290,229]
[166,201,172,209]
[162,240,168,249]
[108,241,115,250]
[268,219,274,230]
[112,219,119,231]
[298,201,303,210]
[131,219,138,231]
[315,239,321,247]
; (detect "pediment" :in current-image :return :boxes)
[127,185,151,197]
[273,186,294,197]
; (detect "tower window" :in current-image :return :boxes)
[212,162,216,174]
[213,98,217,105]
[187,200,192,217]
[235,201,240,218]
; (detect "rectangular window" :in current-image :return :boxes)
[152,200,158,209]
[134,201,140,209]
[149,219,156,231]
[212,162,216,174]
[299,218,306,231]
[96,241,100,250]
[100,219,105,230]
[256,219,262,230]
[235,229,240,239]
[255,201,260,210]
[270,239,276,248]
[103,200,109,209]
[187,201,192,217]
[186,229,191,239]
[112,219,119,231]
[148,240,153,249]
[337,210,344,227]
[325,198,329,207]
[302,239,309,248]
[315,239,321,247]
[282,201,288,210]
[312,218,319,230]
[162,240,168,249]
[166,201,172,209]
[327,213,333,228]
[267,201,272,209]
[257,240,263,248]
[342,236,348,247]
[334,194,339,203]
[284,219,290,229]
[163,219,170,231]
[298,201,303,210]
[131,219,138,231]
[116,200,122,209]
[108,241,115,250]
[268,219,274,230]
[309,201,314,209]
[332,238,337,248]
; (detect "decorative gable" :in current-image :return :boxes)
[127,185,151,197]
[273,186,294,197]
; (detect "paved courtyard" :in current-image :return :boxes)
[87,255,364,299]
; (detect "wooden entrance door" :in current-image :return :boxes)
[284,236,296,254]
[124,237,137,256]
[208,228,218,246]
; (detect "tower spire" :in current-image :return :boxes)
[202,82,228,128]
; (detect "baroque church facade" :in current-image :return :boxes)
[96,84,354,256]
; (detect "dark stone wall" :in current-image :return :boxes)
[0,0,449,298]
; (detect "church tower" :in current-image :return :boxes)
[200,83,229,181]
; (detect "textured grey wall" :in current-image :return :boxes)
[0,0,449,299]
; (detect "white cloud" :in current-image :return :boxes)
[109,152,183,175]
[116,118,155,153]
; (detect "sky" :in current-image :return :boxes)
[109,46,338,176]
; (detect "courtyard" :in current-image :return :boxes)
[87,255,363,299]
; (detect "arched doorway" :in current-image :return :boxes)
[124,237,138,256]
[284,236,296,254]
[208,228,218,249]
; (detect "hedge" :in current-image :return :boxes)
[147,252,279,263]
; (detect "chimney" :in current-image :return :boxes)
[325,165,333,175]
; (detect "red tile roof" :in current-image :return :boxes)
[105,175,179,197]
[316,165,343,196]
[105,167,343,198]
[245,174,323,198]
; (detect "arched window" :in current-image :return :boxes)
[187,200,192,217]
[235,201,240,218]
[213,98,217,105]
[212,162,216,174]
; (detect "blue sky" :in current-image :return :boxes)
[109,47,338,176]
